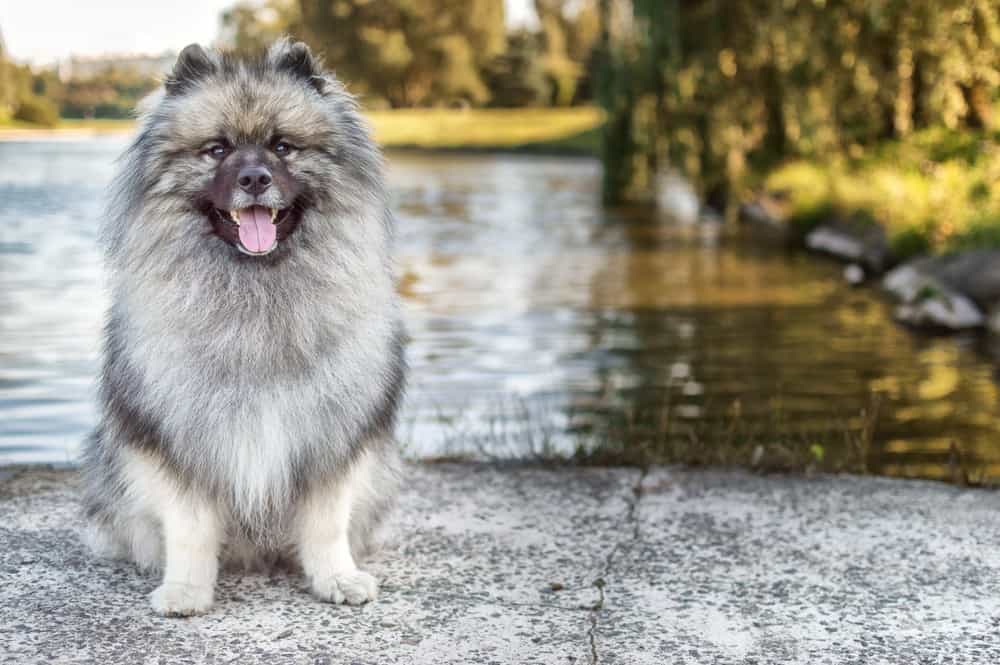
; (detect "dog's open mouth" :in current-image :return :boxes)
[217,205,290,256]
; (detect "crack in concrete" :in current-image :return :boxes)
[585,467,649,664]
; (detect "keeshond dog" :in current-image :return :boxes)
[79,40,405,616]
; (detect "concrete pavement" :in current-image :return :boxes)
[2,464,999,664]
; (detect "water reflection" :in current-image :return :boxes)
[1,141,1000,482]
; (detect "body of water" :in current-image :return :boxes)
[2,137,1000,481]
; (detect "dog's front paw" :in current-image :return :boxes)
[150,582,214,617]
[310,569,378,605]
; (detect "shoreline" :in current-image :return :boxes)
[0,108,605,155]
[740,193,1000,335]
[0,127,599,157]
[0,127,134,141]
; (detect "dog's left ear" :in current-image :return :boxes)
[166,44,216,96]
[270,39,326,94]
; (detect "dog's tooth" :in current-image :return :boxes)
[230,209,240,225]
[270,208,278,223]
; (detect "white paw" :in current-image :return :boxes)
[149,582,214,617]
[310,569,378,605]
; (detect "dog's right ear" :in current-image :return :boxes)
[165,44,216,96]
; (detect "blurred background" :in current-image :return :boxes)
[2,1,1000,485]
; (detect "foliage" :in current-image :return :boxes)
[767,127,1000,256]
[217,1,602,109]
[0,28,13,119]
[482,31,552,108]
[599,0,1000,205]
[58,66,159,119]
[12,94,58,127]
[0,26,158,123]
[219,1,300,57]
[294,0,505,107]
[535,0,600,106]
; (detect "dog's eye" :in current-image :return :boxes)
[273,140,294,156]
[203,142,230,159]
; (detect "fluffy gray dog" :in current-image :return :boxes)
[79,40,406,616]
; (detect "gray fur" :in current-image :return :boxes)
[80,39,405,563]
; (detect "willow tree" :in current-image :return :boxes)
[598,0,1000,205]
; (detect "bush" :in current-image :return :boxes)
[786,201,835,234]
[890,226,933,260]
[948,216,1000,252]
[13,95,59,127]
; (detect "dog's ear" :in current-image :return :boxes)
[165,44,216,96]
[270,39,327,94]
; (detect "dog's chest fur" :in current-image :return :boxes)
[112,250,397,531]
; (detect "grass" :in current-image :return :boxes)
[406,390,997,487]
[407,392,882,477]
[57,118,138,132]
[367,107,603,154]
[764,126,1000,259]
[0,117,136,132]
[0,108,606,155]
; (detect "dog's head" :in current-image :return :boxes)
[110,40,385,264]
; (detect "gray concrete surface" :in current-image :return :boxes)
[2,464,1000,664]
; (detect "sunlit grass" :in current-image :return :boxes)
[766,127,1000,257]
[57,118,137,131]
[0,117,136,133]
[367,107,604,153]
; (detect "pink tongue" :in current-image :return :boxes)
[237,206,277,254]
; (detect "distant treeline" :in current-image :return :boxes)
[598,0,1000,204]
[219,0,601,109]
[0,43,160,126]
[0,1,602,125]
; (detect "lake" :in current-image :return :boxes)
[2,137,1000,481]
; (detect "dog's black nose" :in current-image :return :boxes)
[237,166,272,195]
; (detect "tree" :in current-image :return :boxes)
[535,0,602,105]
[296,0,505,107]
[598,0,1000,205]
[0,26,13,119]
[219,1,302,56]
[483,31,551,108]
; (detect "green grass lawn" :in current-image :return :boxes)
[57,118,139,131]
[1,108,605,155]
[368,107,603,154]
[0,117,136,132]
[765,126,1000,258]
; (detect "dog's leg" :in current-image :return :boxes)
[295,454,378,605]
[124,451,221,616]
[149,492,221,616]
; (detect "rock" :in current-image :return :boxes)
[907,250,1000,311]
[844,264,866,285]
[805,217,892,274]
[740,200,775,226]
[739,192,788,228]
[655,172,699,225]
[739,195,793,244]
[883,264,984,330]
[894,297,984,330]
[699,206,724,226]
[986,305,1000,336]
[883,264,930,303]
[883,250,1000,331]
